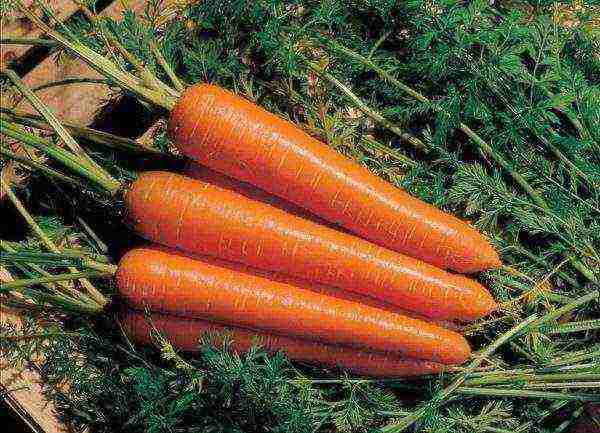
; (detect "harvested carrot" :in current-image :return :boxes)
[122,309,445,377]
[185,162,338,229]
[151,243,461,331]
[116,246,471,364]
[168,84,501,273]
[125,172,496,321]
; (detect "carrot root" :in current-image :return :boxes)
[122,309,446,378]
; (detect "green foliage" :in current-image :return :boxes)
[2,0,600,432]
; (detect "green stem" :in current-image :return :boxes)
[12,1,176,110]
[150,40,186,92]
[379,314,539,433]
[305,61,427,151]
[464,372,600,387]
[1,183,108,306]
[539,132,590,183]
[0,37,56,46]
[0,240,93,303]
[2,109,164,155]
[32,78,111,92]
[0,251,113,270]
[521,381,600,390]
[1,120,121,195]
[0,147,83,188]
[3,69,117,190]
[361,135,418,168]
[543,319,600,335]
[2,185,62,254]
[547,345,600,367]
[456,387,600,402]
[76,216,109,254]
[102,32,178,98]
[529,290,599,330]
[0,107,164,155]
[1,271,111,292]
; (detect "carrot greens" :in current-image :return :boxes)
[1,0,598,432]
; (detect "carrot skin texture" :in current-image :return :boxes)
[185,162,338,229]
[122,309,445,377]
[149,243,461,331]
[168,84,501,273]
[116,246,471,364]
[125,172,497,321]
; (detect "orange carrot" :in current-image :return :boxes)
[150,243,461,331]
[185,162,339,229]
[168,84,501,273]
[116,246,471,364]
[125,171,496,321]
[122,309,445,377]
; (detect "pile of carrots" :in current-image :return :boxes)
[118,84,502,377]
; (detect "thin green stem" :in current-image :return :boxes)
[0,37,56,46]
[379,314,539,433]
[2,108,164,155]
[0,120,121,195]
[547,345,600,367]
[0,147,83,188]
[464,372,600,387]
[76,216,109,254]
[0,251,113,270]
[0,240,93,304]
[1,183,108,306]
[361,135,418,168]
[544,318,600,335]
[0,271,111,292]
[456,387,600,402]
[102,32,178,98]
[305,61,427,151]
[150,40,186,92]
[12,1,176,110]
[2,185,61,254]
[529,290,599,330]
[3,69,115,186]
[32,78,111,92]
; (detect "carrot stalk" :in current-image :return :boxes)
[168,84,501,273]
[122,309,445,377]
[125,172,497,321]
[116,246,471,364]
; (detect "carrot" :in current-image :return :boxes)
[125,171,496,321]
[185,162,338,229]
[122,309,445,377]
[168,84,501,273]
[116,246,471,364]
[151,243,461,331]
